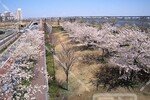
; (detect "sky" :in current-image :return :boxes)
[0,0,150,18]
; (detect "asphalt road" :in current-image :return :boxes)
[0,33,17,46]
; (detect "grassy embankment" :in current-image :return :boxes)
[44,25,64,99]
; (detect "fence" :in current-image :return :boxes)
[44,22,52,35]
[43,22,53,100]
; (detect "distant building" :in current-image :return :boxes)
[5,12,15,21]
[16,8,22,21]
[0,11,15,22]
[4,11,11,17]
[0,8,23,22]
[1,13,5,21]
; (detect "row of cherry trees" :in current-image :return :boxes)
[0,30,45,99]
[63,22,150,90]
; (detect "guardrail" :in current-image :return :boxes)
[25,21,33,29]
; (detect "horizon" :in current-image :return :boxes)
[0,0,150,18]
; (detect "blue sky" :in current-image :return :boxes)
[0,0,150,18]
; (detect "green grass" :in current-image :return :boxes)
[52,26,65,33]
[46,45,55,76]
[44,29,60,99]
[48,81,60,99]
[21,78,32,86]
[45,41,60,100]
[0,46,7,54]
[44,24,69,100]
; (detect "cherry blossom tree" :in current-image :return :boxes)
[0,29,45,99]
[62,21,150,90]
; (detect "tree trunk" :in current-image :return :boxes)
[53,55,56,80]
[96,82,99,90]
[66,71,69,91]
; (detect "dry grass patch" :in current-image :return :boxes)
[54,26,102,97]
[52,25,150,100]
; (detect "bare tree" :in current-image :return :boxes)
[55,44,76,90]
[49,34,58,54]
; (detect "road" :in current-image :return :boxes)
[0,21,34,51]
[0,29,19,51]
[0,33,21,67]
[0,33,17,46]
[0,29,17,40]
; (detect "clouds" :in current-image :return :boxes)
[0,0,10,11]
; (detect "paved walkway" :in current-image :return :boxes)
[30,31,48,100]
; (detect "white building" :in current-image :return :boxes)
[16,8,22,21]
[0,11,15,22]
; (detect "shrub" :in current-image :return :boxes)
[92,65,139,91]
